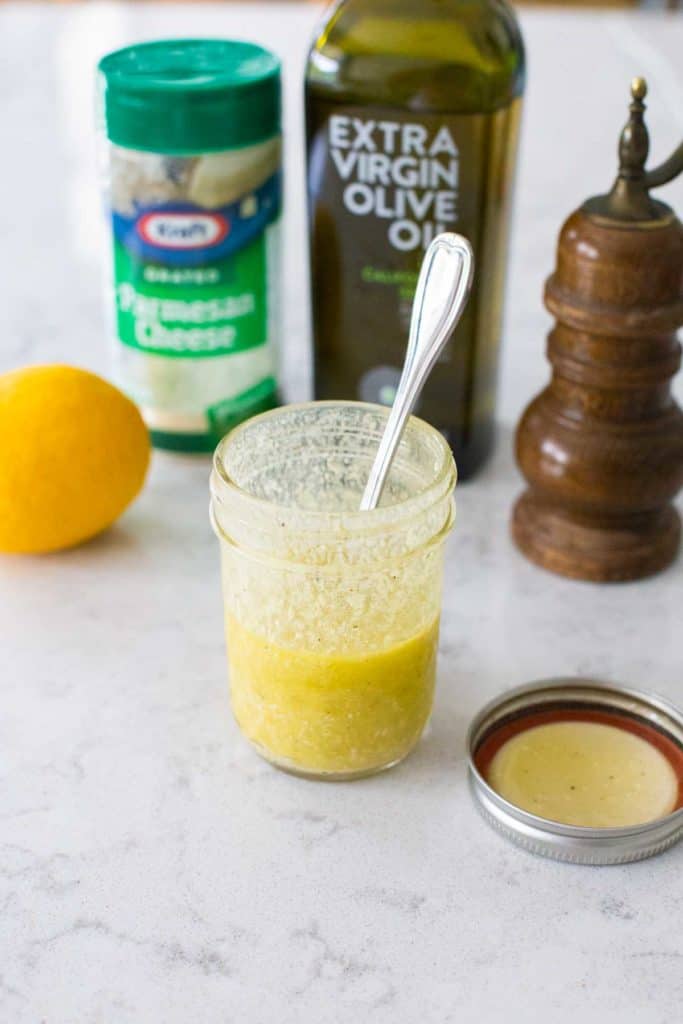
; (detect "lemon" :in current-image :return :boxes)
[0,365,150,554]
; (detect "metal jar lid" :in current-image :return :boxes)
[467,678,683,866]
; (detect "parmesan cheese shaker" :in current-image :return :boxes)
[98,39,282,452]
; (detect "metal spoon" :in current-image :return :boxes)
[359,232,474,511]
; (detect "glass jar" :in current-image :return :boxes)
[210,401,456,779]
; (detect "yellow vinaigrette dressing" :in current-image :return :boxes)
[210,403,456,779]
[228,616,439,776]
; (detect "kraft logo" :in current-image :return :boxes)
[138,211,229,249]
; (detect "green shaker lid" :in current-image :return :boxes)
[98,39,281,154]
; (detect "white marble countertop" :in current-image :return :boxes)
[1,5,682,1022]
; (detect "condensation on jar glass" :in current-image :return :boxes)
[98,39,282,451]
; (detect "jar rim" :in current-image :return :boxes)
[210,400,456,535]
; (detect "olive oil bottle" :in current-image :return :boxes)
[305,0,525,478]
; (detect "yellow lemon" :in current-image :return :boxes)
[0,365,150,553]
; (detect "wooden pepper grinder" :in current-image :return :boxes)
[512,78,683,582]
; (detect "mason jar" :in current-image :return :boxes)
[210,401,456,779]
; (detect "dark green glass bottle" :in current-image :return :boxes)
[305,0,525,478]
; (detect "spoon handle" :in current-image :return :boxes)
[359,233,474,512]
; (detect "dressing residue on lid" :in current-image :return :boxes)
[482,717,680,829]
